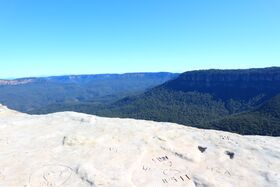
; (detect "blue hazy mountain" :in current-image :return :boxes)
[0,72,178,112]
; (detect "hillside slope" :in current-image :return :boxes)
[0,104,279,187]
[91,67,280,135]
[209,94,280,136]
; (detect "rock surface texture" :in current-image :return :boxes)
[0,104,279,187]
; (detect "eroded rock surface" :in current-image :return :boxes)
[0,105,279,187]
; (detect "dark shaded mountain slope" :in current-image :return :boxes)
[90,67,280,135]
[208,94,280,136]
[163,67,280,102]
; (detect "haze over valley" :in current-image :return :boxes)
[1,67,279,136]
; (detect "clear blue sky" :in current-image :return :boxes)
[0,0,279,78]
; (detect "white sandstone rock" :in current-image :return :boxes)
[0,105,279,187]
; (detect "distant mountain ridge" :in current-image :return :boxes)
[0,78,34,86]
[162,67,280,101]
[0,72,178,112]
[1,72,176,83]
[37,72,177,83]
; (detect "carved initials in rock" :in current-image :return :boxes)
[142,165,151,171]
[161,174,191,184]
[29,165,73,187]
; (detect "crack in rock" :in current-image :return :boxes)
[75,166,96,187]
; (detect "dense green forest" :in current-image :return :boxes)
[95,88,262,125]
[207,94,280,136]
[36,88,231,124]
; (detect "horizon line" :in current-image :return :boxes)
[0,66,279,80]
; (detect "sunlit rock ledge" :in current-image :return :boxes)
[0,104,279,187]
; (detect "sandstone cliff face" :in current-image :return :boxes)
[0,105,279,187]
[0,79,34,86]
[163,67,280,100]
